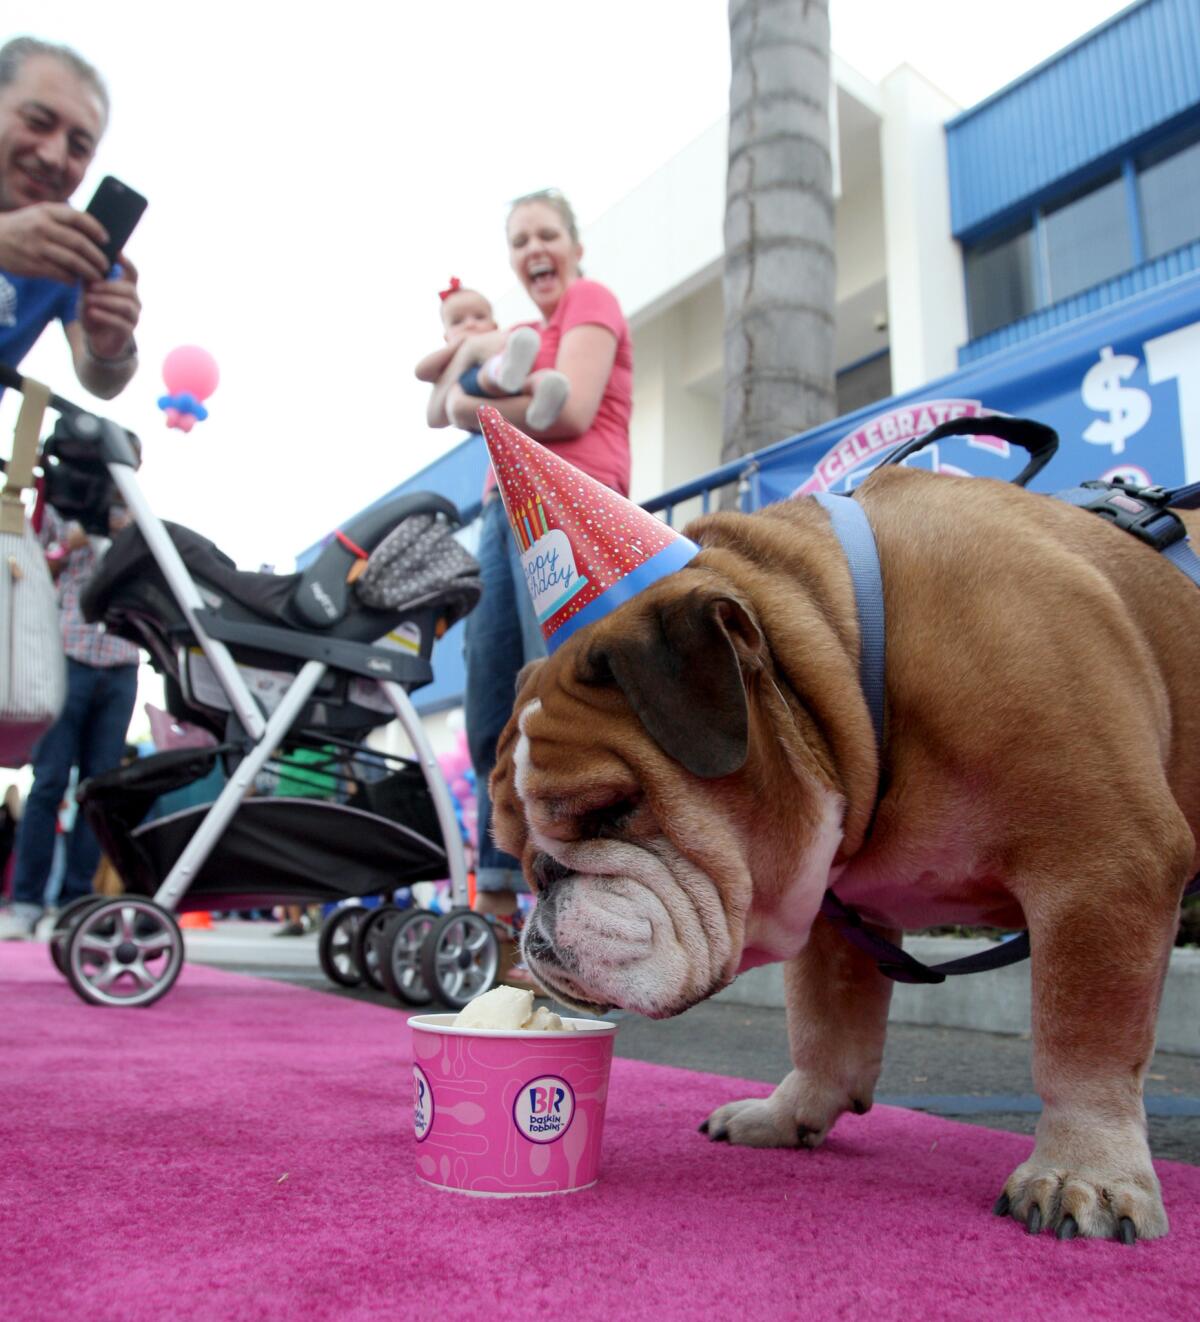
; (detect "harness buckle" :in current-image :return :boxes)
[1079,478,1186,553]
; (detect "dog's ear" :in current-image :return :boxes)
[578,589,763,778]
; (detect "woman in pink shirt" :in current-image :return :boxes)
[446,189,633,493]
[450,189,633,981]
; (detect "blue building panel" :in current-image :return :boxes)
[947,0,1200,239]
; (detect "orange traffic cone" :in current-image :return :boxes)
[179,910,213,930]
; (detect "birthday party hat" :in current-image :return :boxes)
[478,406,700,652]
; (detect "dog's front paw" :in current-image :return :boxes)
[700,1096,827,1148]
[700,1071,860,1150]
[994,1116,1168,1241]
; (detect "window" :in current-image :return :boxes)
[962,130,1200,345]
[1139,135,1200,260]
[964,226,1037,339]
[1043,175,1132,304]
[836,351,891,416]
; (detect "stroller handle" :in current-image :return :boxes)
[0,362,86,419]
[0,363,141,470]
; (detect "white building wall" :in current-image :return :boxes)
[631,282,725,520]
[879,64,968,391]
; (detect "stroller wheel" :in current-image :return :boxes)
[64,897,184,1008]
[318,906,367,988]
[419,908,501,1011]
[353,904,405,992]
[48,895,109,976]
[379,908,437,1006]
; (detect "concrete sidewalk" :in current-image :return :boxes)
[183,920,1200,1057]
[182,919,320,969]
[715,936,1200,1057]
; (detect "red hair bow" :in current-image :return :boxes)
[438,277,462,301]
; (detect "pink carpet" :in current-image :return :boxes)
[2,945,1196,1321]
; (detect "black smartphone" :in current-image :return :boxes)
[84,175,148,270]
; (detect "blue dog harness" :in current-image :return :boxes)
[812,417,1200,985]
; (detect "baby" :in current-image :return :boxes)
[415,278,569,431]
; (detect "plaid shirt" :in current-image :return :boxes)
[39,505,140,669]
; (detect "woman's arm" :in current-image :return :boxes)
[447,323,618,437]
[532,323,617,439]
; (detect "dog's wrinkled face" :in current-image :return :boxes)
[491,573,842,1018]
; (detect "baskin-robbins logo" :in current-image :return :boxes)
[513,1075,576,1143]
[413,1065,434,1142]
[509,495,588,623]
[793,400,1007,495]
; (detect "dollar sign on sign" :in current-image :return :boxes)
[1081,345,1152,455]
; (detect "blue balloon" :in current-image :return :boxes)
[156,391,209,421]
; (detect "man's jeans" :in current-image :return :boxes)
[464,494,545,894]
[11,659,138,910]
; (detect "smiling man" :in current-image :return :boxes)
[0,36,140,398]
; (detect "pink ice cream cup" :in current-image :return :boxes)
[409,1012,618,1197]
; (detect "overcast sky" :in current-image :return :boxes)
[4,0,1132,569]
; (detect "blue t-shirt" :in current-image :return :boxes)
[0,270,78,371]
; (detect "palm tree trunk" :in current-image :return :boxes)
[723,0,837,467]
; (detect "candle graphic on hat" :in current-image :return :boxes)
[477,406,701,652]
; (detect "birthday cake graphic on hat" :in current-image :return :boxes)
[478,406,701,652]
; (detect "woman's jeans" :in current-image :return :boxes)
[464,493,545,894]
[11,659,138,910]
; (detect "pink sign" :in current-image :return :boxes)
[793,399,1010,494]
[409,1014,617,1197]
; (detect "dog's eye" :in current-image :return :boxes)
[578,795,642,840]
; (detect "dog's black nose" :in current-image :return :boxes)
[523,921,556,963]
[532,852,572,892]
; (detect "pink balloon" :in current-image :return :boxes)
[162,345,220,401]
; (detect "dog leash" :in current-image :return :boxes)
[809,488,1033,984]
[810,420,1200,985]
[810,493,886,751]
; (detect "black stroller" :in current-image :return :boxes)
[4,366,505,1010]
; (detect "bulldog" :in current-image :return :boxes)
[490,464,1200,1241]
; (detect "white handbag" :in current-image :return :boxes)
[0,377,66,768]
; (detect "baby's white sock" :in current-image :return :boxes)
[490,326,541,394]
[526,371,570,430]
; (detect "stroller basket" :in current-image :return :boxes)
[78,748,450,913]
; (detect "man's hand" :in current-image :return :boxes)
[0,202,109,283]
[81,255,140,359]
[68,254,141,397]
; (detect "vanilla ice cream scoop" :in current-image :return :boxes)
[453,986,573,1031]
[524,1005,568,1031]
